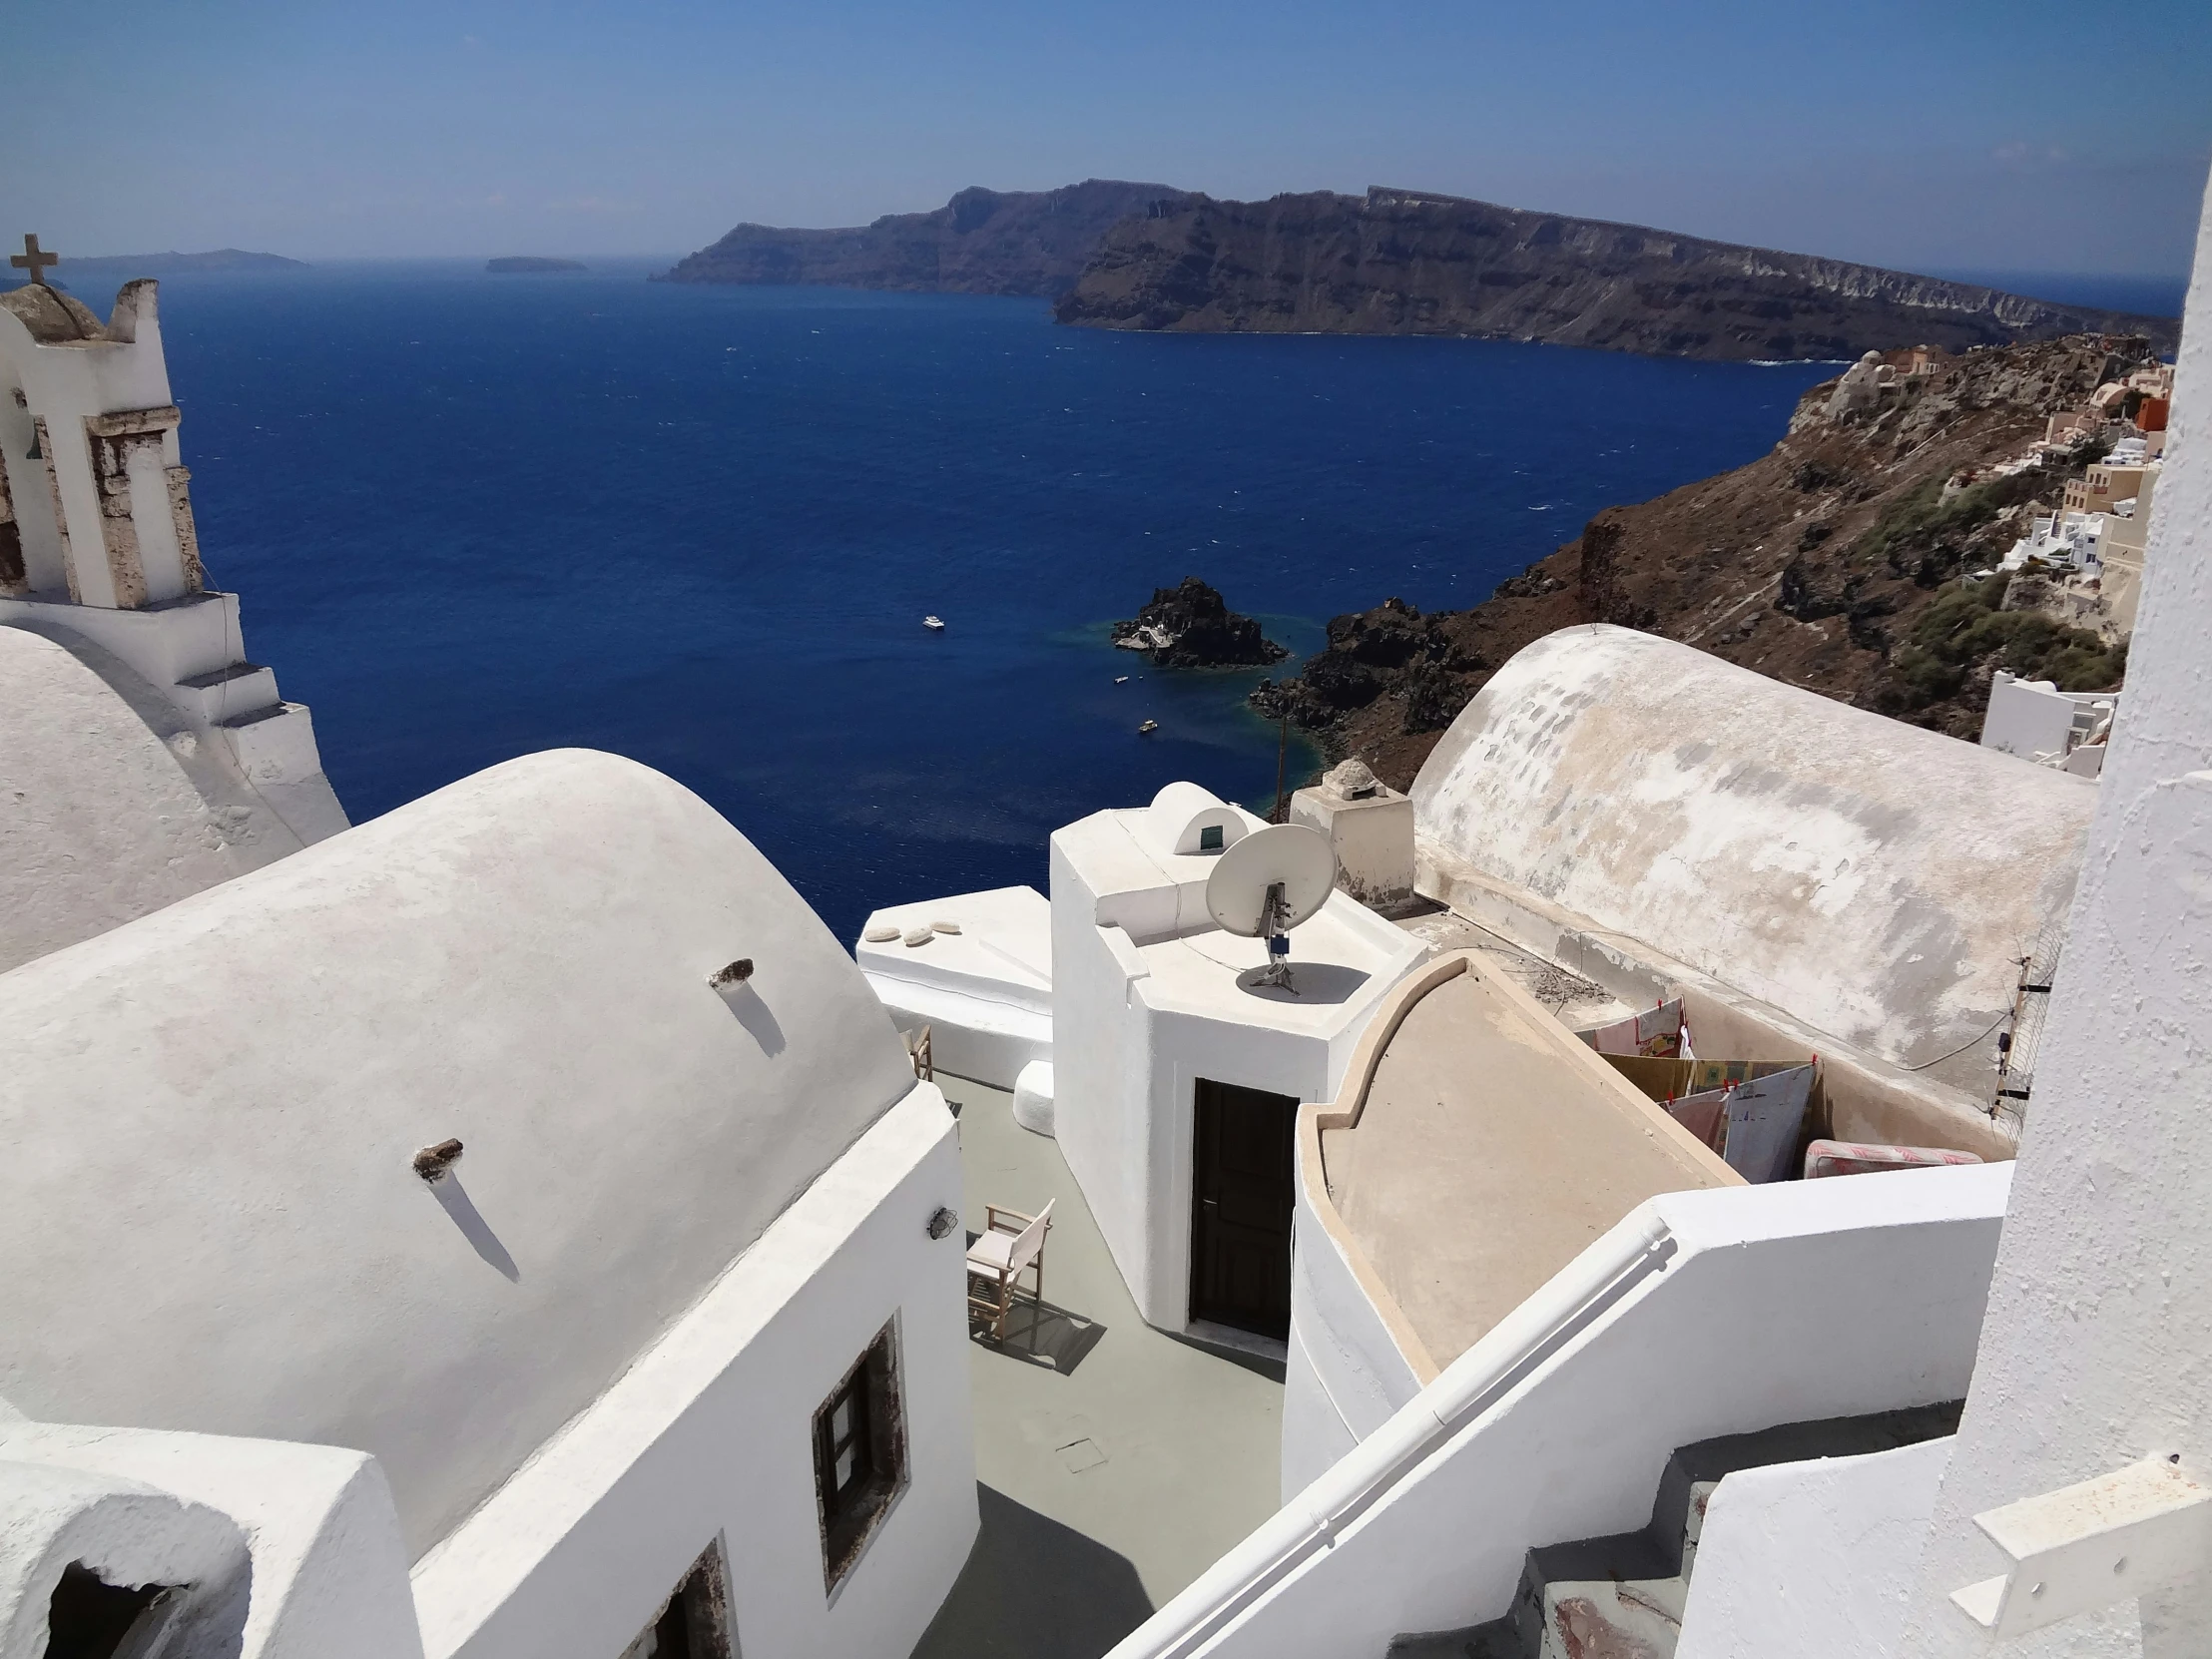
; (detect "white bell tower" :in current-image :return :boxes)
[1,238,347,844]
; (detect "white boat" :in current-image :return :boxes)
[1137,719,1159,736]
[1115,676,1129,684]
[922,615,945,631]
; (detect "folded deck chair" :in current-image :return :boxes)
[966,1200,1054,1342]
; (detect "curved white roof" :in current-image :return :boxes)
[0,624,303,973]
[0,749,918,1554]
[1141,781,1248,859]
[1411,625,2097,1068]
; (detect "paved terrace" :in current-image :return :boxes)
[912,1075,1286,1659]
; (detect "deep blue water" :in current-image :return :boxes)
[131,260,1830,943]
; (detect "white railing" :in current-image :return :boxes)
[1107,1211,1678,1659]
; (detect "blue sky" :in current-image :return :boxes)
[4,0,2209,275]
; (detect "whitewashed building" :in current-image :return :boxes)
[1050,783,1429,1343]
[0,746,979,1659]
[1097,166,2212,1659]
[0,271,346,973]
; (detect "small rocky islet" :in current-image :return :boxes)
[1110,577,1288,669]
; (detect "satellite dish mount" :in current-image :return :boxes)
[1205,824,1338,997]
[1257,881,1297,990]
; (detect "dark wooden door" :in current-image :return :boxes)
[1190,1078,1299,1339]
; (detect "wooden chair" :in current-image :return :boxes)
[966,1200,1054,1342]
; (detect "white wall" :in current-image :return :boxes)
[1676,1436,1952,1659]
[1280,1135,1424,1501]
[1110,1164,2008,1659]
[1049,833,1155,1313]
[1901,171,2212,1659]
[412,1085,977,1659]
[0,1421,422,1659]
[0,752,922,1559]
[1051,809,1417,1332]
[1979,672,2113,764]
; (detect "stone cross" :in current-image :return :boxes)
[11,235,59,287]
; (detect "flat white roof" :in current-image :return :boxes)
[1135,898,1419,1042]
[856,884,1051,1015]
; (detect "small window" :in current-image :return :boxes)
[813,1321,906,1591]
[1198,825,1225,852]
[617,1540,733,1659]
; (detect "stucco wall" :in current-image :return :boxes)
[1114,1164,2008,1659]
[1050,806,1423,1333]
[0,1421,422,1659]
[413,1085,976,1659]
[0,623,305,972]
[1281,1143,1423,1502]
[1901,173,2212,1658]
[0,749,920,1557]
[1411,624,2096,1071]
[1676,1436,1952,1659]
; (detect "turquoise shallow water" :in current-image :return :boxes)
[127,259,1832,942]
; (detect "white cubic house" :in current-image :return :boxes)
[1049,782,1429,1344]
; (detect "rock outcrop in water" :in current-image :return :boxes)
[1113,578,1288,669]
[660,180,1198,297]
[1254,333,2147,787]
[1056,188,2178,361]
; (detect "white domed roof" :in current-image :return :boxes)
[0,749,918,1553]
[0,624,304,973]
[1412,625,2096,1068]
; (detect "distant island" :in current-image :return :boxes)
[36,249,306,279]
[1111,578,1288,669]
[663,180,2175,363]
[1057,188,2178,361]
[657,180,1197,297]
[487,257,588,275]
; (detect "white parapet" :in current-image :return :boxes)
[855,885,1053,1088]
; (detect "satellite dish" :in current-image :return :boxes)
[1206,824,1337,992]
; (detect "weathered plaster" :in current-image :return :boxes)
[1411,625,2096,1073]
[1900,181,2212,1659]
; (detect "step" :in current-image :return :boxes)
[174,660,279,724]
[1383,1401,1963,1659]
[1536,1576,1684,1659]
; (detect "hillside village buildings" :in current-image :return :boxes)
[4,176,2211,1659]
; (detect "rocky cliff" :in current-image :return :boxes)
[1057,188,2178,361]
[660,180,1198,297]
[1253,333,2147,789]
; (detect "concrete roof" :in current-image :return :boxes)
[0,623,305,973]
[857,884,1052,1015]
[1411,625,2097,1071]
[0,749,918,1557]
[1052,789,1427,1039]
[1320,957,1738,1370]
[1135,901,1417,1041]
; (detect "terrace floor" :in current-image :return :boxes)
[910,1075,1287,1659]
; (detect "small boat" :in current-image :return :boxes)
[1115,676,1129,684]
[922,615,945,631]
[1137,719,1159,736]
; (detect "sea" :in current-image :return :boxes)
[125,258,1843,944]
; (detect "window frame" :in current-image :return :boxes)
[811,1318,906,1593]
